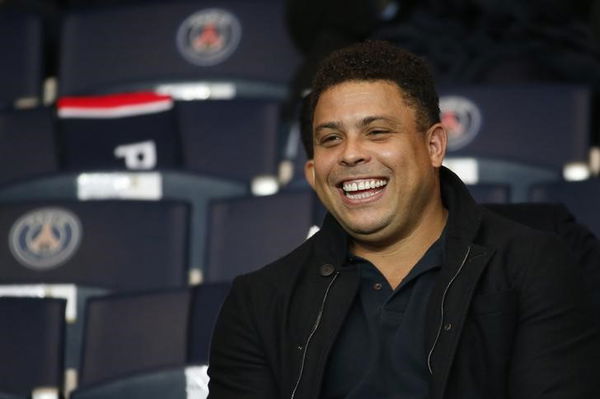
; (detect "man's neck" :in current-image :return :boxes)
[350,204,448,289]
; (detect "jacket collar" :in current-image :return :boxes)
[439,166,483,245]
[312,212,350,271]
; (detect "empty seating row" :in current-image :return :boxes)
[0,171,245,286]
[0,95,282,187]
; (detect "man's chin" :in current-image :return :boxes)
[339,220,389,239]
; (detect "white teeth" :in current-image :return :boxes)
[342,179,387,193]
[346,190,379,200]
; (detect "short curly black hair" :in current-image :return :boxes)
[301,40,440,159]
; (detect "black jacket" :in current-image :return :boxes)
[208,167,600,399]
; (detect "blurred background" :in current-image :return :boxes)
[0,0,599,398]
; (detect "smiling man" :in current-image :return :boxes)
[208,41,600,399]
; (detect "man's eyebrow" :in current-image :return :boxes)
[359,115,396,127]
[316,116,395,131]
[314,121,343,133]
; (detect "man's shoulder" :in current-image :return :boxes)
[478,204,569,258]
[481,204,568,240]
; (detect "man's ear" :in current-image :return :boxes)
[426,123,447,167]
[304,159,316,189]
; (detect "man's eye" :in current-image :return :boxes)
[319,135,341,145]
[369,130,389,136]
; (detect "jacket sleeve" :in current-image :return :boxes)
[508,234,600,398]
[207,276,278,399]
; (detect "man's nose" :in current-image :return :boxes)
[339,137,370,166]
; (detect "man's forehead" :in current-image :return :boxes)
[313,81,415,127]
[318,78,404,98]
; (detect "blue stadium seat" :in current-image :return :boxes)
[0,107,59,186]
[58,0,300,98]
[78,289,191,387]
[466,183,511,204]
[0,200,190,291]
[71,365,209,399]
[0,296,66,397]
[204,190,318,282]
[177,99,281,182]
[529,179,600,237]
[0,10,44,109]
[188,282,231,364]
[0,392,25,399]
[439,84,592,201]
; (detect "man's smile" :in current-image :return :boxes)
[337,177,388,202]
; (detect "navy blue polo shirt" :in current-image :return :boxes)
[321,231,445,398]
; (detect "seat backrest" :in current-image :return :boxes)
[58,0,300,97]
[204,190,316,282]
[0,10,43,108]
[70,365,209,399]
[466,183,511,204]
[0,296,66,396]
[0,107,59,186]
[529,179,600,237]
[177,99,281,182]
[79,288,191,387]
[440,84,591,171]
[188,282,232,364]
[0,200,190,291]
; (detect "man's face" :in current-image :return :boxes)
[305,80,446,246]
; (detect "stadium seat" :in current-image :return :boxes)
[78,289,191,387]
[439,84,592,201]
[177,99,281,182]
[58,0,301,99]
[204,190,317,282]
[71,365,209,399]
[56,93,181,171]
[0,107,59,186]
[0,200,190,291]
[466,183,511,203]
[529,179,600,237]
[0,10,44,109]
[0,392,25,399]
[0,296,66,397]
[188,282,231,364]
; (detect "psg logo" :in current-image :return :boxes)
[176,8,242,66]
[439,96,482,151]
[9,208,82,270]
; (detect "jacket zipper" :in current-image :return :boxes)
[290,271,340,399]
[427,246,471,374]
